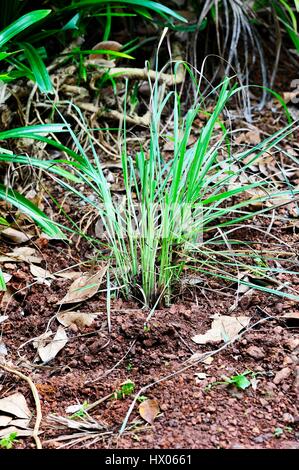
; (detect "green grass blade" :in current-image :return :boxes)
[22,42,53,93]
[0,124,68,140]
[0,10,51,49]
[64,0,187,23]
[0,184,65,239]
[0,268,6,291]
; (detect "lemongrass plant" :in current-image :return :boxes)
[0,74,299,306]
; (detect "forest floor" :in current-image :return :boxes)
[0,233,298,449]
[0,49,299,449]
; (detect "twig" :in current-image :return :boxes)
[85,393,113,413]
[0,363,42,449]
[94,66,185,86]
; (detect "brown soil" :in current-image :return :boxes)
[0,239,298,450]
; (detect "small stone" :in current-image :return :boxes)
[203,356,214,365]
[283,413,295,424]
[274,303,283,313]
[283,356,294,366]
[83,355,93,365]
[284,338,299,351]
[252,426,260,435]
[207,405,216,413]
[68,359,78,368]
[253,433,272,443]
[246,345,265,359]
[260,398,268,406]
[273,367,292,384]
[273,326,283,334]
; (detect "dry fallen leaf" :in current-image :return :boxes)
[33,331,53,349]
[139,399,160,425]
[65,403,85,414]
[30,264,54,280]
[273,367,291,385]
[0,392,31,419]
[57,311,100,328]
[55,271,82,280]
[0,340,8,357]
[192,315,251,345]
[0,427,32,438]
[57,267,107,304]
[235,128,261,145]
[0,416,12,427]
[0,287,15,308]
[282,91,299,104]
[0,227,33,244]
[37,326,68,363]
[0,247,42,264]
[2,272,12,284]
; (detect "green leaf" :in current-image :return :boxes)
[0,10,51,49]
[229,373,251,390]
[64,0,187,23]
[68,48,134,59]
[22,42,53,93]
[0,51,14,60]
[0,268,6,291]
[0,124,68,140]
[0,184,65,239]
[0,216,9,226]
[62,13,81,30]
[0,153,82,183]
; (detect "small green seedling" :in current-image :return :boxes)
[70,401,89,419]
[126,361,133,372]
[205,370,254,391]
[0,432,18,449]
[114,380,135,400]
[225,371,252,390]
[274,426,293,438]
[143,324,150,333]
[274,427,284,438]
[137,395,148,403]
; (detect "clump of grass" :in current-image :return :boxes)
[0,69,298,307]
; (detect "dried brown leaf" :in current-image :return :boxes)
[57,267,107,304]
[37,326,68,363]
[0,247,41,264]
[55,271,82,280]
[0,427,32,438]
[30,264,54,279]
[57,311,100,328]
[0,392,31,419]
[192,315,251,345]
[139,399,160,425]
[0,228,33,244]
